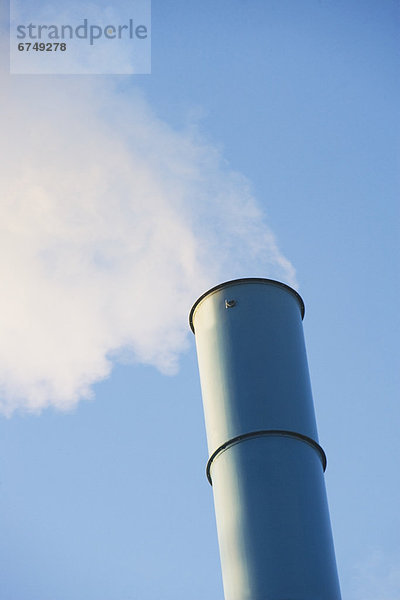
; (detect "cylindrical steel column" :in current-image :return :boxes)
[190,278,341,600]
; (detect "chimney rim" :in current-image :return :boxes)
[189,277,305,334]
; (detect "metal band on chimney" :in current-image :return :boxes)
[206,429,327,485]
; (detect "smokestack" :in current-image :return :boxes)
[190,278,341,600]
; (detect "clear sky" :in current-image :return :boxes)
[1,1,399,599]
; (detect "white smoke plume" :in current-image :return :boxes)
[349,548,400,600]
[0,67,296,415]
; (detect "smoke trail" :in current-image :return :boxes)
[349,548,400,600]
[0,69,296,415]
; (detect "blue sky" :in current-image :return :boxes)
[1,1,399,599]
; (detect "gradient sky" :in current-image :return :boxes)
[1,1,399,599]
